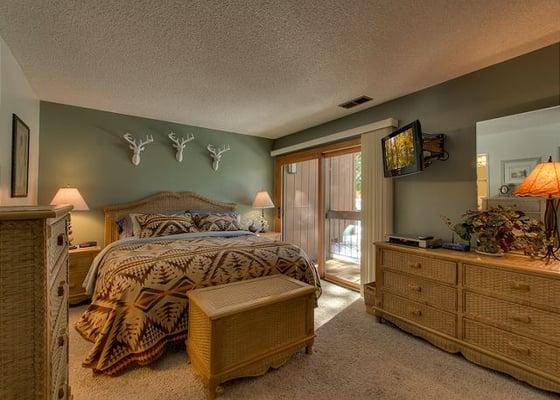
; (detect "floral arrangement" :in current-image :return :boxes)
[443,206,546,256]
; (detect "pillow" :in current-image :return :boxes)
[116,211,189,239]
[135,213,198,238]
[193,212,242,232]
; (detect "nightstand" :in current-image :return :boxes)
[256,231,282,241]
[69,246,101,305]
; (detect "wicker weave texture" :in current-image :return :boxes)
[464,319,559,376]
[464,263,560,310]
[381,249,457,285]
[464,291,560,347]
[104,191,237,245]
[383,292,457,337]
[0,210,70,400]
[383,270,457,312]
[188,276,315,399]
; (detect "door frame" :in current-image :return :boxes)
[273,138,361,285]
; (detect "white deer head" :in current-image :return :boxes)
[123,133,154,166]
[168,131,194,162]
[207,144,230,171]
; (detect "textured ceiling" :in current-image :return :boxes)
[0,1,558,138]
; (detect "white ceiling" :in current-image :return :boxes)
[0,1,558,139]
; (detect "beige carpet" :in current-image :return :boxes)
[69,282,555,400]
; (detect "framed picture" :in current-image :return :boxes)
[501,157,540,186]
[11,114,30,198]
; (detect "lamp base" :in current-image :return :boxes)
[543,197,560,264]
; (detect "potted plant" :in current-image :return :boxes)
[444,206,545,256]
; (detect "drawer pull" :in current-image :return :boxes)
[408,283,422,292]
[58,387,65,399]
[510,282,530,292]
[410,309,422,317]
[57,233,66,246]
[507,341,531,356]
[57,282,66,297]
[510,313,531,324]
[58,334,66,347]
[409,262,422,269]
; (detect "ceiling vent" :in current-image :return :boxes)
[338,95,372,109]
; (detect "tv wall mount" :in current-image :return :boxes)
[422,133,448,167]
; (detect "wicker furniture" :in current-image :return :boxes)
[0,205,72,400]
[103,191,236,245]
[369,242,560,393]
[69,246,101,305]
[187,275,316,400]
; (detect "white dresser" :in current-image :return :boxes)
[0,206,72,400]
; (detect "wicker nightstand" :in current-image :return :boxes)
[256,231,282,241]
[69,246,101,305]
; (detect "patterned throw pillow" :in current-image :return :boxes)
[136,213,198,238]
[193,212,242,232]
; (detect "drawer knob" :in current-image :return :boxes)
[57,282,66,297]
[58,334,66,347]
[510,314,531,324]
[58,387,65,399]
[408,284,422,292]
[507,341,531,356]
[511,282,530,292]
[57,233,66,246]
[410,309,422,317]
[409,262,422,269]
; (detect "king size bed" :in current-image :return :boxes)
[75,192,321,375]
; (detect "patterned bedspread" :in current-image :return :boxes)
[75,234,321,375]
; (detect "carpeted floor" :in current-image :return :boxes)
[69,281,555,400]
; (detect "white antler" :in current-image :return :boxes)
[168,131,195,162]
[207,144,231,171]
[123,133,154,166]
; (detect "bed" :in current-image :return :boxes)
[75,192,321,375]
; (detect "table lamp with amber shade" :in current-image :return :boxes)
[515,157,560,262]
[50,186,89,247]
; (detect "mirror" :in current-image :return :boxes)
[476,106,560,220]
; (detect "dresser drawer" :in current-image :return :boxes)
[464,319,560,376]
[51,323,68,394]
[381,249,457,285]
[383,270,457,312]
[464,291,560,347]
[48,216,68,271]
[464,264,560,309]
[49,255,68,327]
[383,292,457,337]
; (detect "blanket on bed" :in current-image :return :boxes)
[75,234,321,375]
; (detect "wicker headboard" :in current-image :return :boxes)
[104,191,237,245]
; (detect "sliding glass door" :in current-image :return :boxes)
[274,139,361,290]
[323,151,361,289]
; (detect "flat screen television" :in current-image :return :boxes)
[382,120,423,177]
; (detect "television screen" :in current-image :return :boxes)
[382,120,423,177]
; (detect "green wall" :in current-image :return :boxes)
[274,43,560,240]
[38,102,274,244]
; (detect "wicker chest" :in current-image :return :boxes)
[187,275,316,400]
[0,206,72,400]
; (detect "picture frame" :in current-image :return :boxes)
[11,114,30,198]
[501,157,540,186]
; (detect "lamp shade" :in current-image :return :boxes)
[514,159,560,198]
[252,191,274,208]
[50,187,89,210]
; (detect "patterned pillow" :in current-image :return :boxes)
[136,213,198,238]
[193,212,242,232]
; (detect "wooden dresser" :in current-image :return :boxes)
[0,206,72,400]
[370,242,560,393]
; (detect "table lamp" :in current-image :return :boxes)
[515,157,560,263]
[50,186,89,247]
[252,190,274,232]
